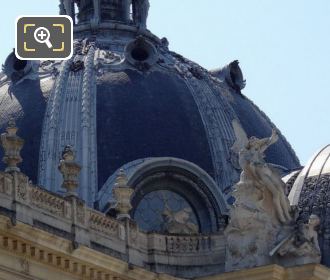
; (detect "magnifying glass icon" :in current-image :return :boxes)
[34,27,53,49]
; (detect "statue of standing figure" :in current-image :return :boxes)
[132,0,150,29]
[232,121,292,224]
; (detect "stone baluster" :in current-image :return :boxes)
[0,120,24,173]
[58,145,81,197]
[112,169,134,220]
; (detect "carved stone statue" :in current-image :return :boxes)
[225,121,293,271]
[132,0,150,29]
[270,214,321,265]
[232,120,292,224]
[225,121,321,271]
[162,207,199,235]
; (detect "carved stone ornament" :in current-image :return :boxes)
[112,169,134,220]
[231,121,292,224]
[16,173,29,202]
[58,145,81,196]
[225,123,322,271]
[95,50,123,72]
[162,207,199,235]
[0,120,24,173]
[225,125,293,271]
[270,214,321,266]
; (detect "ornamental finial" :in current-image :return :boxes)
[0,119,24,173]
[112,169,134,220]
[58,145,81,196]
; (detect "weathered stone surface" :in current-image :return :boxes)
[225,175,286,271]
[0,120,24,173]
[112,169,134,220]
[0,168,225,278]
[274,214,321,266]
[58,145,81,196]
[226,128,320,271]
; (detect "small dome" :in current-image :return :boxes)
[289,145,330,205]
[288,145,330,266]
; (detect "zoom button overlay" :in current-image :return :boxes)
[16,16,73,60]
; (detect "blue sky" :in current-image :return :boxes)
[1,1,329,164]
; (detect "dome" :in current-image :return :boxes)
[288,145,330,266]
[0,0,300,233]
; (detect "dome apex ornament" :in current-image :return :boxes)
[0,120,24,173]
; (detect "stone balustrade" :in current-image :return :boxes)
[0,122,225,278]
[166,235,211,253]
[89,209,121,238]
[0,170,225,277]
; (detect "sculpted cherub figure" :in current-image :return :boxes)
[294,214,321,254]
[270,214,321,262]
[232,120,292,224]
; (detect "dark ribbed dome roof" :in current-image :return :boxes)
[0,0,300,206]
[96,69,214,187]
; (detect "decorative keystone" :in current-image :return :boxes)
[0,119,24,172]
[112,169,134,220]
[58,145,81,196]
